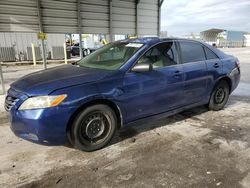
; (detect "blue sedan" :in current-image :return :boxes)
[5,37,240,151]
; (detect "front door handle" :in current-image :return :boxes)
[214,63,220,68]
[174,70,182,77]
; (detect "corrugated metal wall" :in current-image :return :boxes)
[41,0,78,33]
[80,0,109,34]
[0,0,39,32]
[0,0,159,35]
[138,0,158,35]
[113,0,136,35]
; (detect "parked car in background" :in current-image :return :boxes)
[71,43,95,57]
[71,43,81,56]
[5,37,240,151]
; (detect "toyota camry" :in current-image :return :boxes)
[5,37,240,151]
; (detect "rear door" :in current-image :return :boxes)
[178,41,208,105]
[203,46,223,93]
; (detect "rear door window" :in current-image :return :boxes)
[179,41,206,63]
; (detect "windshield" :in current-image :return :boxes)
[78,42,144,70]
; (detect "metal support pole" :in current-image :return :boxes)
[135,0,140,37]
[41,39,47,69]
[160,0,164,7]
[158,0,164,37]
[79,34,83,59]
[31,43,37,66]
[77,0,83,58]
[0,63,6,95]
[158,0,161,37]
[109,0,113,42]
[37,0,47,69]
[64,43,68,64]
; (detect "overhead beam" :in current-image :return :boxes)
[37,0,47,69]
[160,0,164,7]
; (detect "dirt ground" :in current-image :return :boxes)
[0,48,250,188]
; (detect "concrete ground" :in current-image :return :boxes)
[0,48,250,188]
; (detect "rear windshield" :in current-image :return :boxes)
[78,42,144,70]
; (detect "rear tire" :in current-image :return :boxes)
[208,80,230,111]
[71,104,117,152]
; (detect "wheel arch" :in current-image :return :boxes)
[66,98,123,136]
[218,76,232,93]
[209,76,232,99]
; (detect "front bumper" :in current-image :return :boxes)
[10,107,70,145]
[5,87,74,145]
[9,106,71,145]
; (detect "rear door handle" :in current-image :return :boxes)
[214,63,220,68]
[174,70,182,77]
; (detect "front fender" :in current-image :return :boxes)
[51,83,125,128]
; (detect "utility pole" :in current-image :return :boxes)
[0,62,5,95]
[109,0,113,42]
[77,0,83,58]
[135,0,140,37]
[37,0,47,69]
[158,0,164,37]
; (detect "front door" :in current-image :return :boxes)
[121,41,185,123]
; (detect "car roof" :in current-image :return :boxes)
[117,37,228,59]
[120,37,203,44]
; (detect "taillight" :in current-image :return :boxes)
[236,58,240,68]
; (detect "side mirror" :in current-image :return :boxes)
[131,63,153,72]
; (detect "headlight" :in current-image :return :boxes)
[19,95,67,110]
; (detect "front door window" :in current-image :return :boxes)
[137,42,178,69]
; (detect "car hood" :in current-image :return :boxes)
[11,64,112,96]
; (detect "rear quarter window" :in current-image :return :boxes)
[204,46,219,60]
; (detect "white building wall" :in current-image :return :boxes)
[46,34,65,48]
[244,34,250,47]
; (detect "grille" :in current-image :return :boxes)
[5,96,18,112]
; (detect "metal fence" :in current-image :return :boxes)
[51,46,64,59]
[0,47,16,62]
[218,41,245,48]
[0,45,66,62]
[27,46,42,61]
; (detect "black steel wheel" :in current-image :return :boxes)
[71,104,117,152]
[208,80,230,111]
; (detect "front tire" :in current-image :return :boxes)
[208,80,230,111]
[71,104,117,152]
